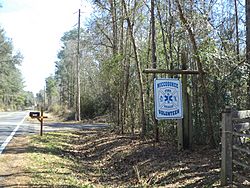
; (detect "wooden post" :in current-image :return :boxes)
[177,119,183,151]
[188,94,193,148]
[118,93,123,134]
[143,69,200,74]
[142,67,198,149]
[40,108,43,136]
[29,109,47,136]
[221,107,233,186]
[181,52,192,149]
[182,69,189,148]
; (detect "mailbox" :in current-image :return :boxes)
[29,112,40,118]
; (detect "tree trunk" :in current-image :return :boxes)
[168,0,174,70]
[122,0,147,137]
[146,19,152,133]
[176,0,216,148]
[234,0,240,61]
[151,0,159,142]
[122,28,131,134]
[109,0,118,55]
[156,2,168,67]
[246,0,250,109]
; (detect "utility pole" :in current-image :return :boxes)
[76,9,81,121]
[44,86,46,110]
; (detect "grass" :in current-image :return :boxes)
[27,132,95,188]
[22,129,223,188]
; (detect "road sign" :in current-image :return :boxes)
[154,78,183,119]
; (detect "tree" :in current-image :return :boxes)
[122,0,147,137]
[55,30,78,109]
[0,27,26,110]
[246,0,250,109]
[48,0,249,147]
[175,0,216,147]
[151,0,159,141]
[45,75,58,107]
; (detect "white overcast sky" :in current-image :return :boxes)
[0,0,92,94]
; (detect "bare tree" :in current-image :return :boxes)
[175,0,216,148]
[246,0,250,109]
[122,0,147,137]
[151,0,159,141]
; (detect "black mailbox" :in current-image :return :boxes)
[29,112,40,118]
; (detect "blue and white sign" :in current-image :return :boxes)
[154,78,183,119]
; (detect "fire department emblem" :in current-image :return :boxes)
[158,87,179,111]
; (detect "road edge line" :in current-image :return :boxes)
[0,113,28,154]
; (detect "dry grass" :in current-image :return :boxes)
[0,136,30,187]
[61,130,221,187]
[0,128,227,187]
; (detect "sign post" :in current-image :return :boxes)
[144,66,199,150]
[40,108,44,136]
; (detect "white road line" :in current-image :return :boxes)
[0,114,12,118]
[0,113,28,154]
[0,122,18,125]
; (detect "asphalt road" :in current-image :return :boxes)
[0,111,109,154]
[0,111,30,154]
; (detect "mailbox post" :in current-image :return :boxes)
[40,108,44,136]
[29,108,48,136]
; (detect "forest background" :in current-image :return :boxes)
[1,0,250,147]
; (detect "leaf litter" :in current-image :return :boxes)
[1,128,225,187]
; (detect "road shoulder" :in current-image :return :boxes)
[0,135,30,187]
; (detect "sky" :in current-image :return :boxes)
[0,0,92,94]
